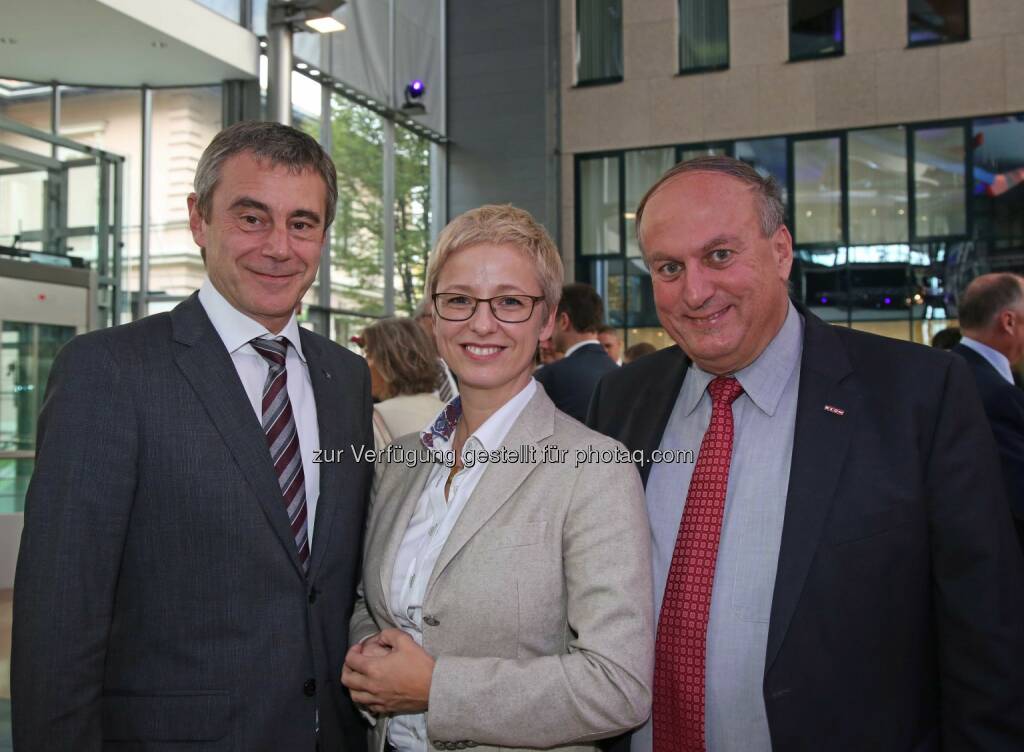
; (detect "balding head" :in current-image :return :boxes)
[959,273,1024,363]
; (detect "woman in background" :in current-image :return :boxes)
[362,317,443,449]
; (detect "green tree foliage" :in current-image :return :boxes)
[301,95,431,317]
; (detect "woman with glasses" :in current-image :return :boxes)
[343,204,653,752]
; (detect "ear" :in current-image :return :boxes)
[187,193,208,252]
[773,225,794,282]
[557,311,571,332]
[540,304,557,342]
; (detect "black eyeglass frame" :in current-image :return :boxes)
[432,292,547,323]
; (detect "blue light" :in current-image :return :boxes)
[884,296,892,305]
[820,296,828,304]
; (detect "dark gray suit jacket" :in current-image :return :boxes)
[12,293,373,752]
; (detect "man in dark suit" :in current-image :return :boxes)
[12,122,373,751]
[535,283,617,421]
[953,272,1024,551]
[588,156,1024,751]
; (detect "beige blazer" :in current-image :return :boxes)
[350,387,654,752]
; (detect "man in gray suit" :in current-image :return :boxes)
[12,121,373,751]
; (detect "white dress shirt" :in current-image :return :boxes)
[198,278,321,542]
[960,336,1015,385]
[563,338,602,358]
[386,380,538,752]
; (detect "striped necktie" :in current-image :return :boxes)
[251,336,310,571]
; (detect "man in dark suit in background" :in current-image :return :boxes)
[954,272,1024,550]
[588,156,1024,751]
[12,122,373,751]
[535,282,617,422]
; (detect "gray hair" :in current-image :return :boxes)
[635,156,786,251]
[959,273,1024,330]
[193,120,337,228]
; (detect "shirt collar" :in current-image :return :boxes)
[960,336,1014,384]
[564,339,602,359]
[679,301,803,417]
[198,278,307,363]
[420,380,537,458]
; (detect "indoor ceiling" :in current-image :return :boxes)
[0,0,258,88]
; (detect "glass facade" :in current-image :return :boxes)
[576,113,1024,346]
[576,0,624,85]
[790,0,844,60]
[908,0,969,46]
[793,137,842,244]
[579,156,621,256]
[678,0,729,73]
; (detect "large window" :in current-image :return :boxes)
[679,0,729,73]
[576,0,624,85]
[394,126,432,316]
[793,137,842,244]
[848,127,908,244]
[625,148,675,257]
[908,0,968,46]
[973,116,1024,242]
[790,0,844,60]
[579,155,621,256]
[329,93,386,316]
[913,126,966,238]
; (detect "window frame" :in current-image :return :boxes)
[907,0,970,48]
[788,0,846,62]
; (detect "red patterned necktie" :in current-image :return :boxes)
[653,375,744,752]
[251,337,310,571]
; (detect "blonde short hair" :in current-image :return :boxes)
[425,204,564,310]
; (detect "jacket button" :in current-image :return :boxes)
[303,678,316,696]
[308,588,318,604]
[423,615,440,626]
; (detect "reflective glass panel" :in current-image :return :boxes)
[576,0,624,83]
[579,156,620,256]
[908,0,968,45]
[973,116,1024,242]
[794,137,842,244]
[913,126,966,238]
[790,0,844,59]
[848,127,908,244]
[625,148,675,258]
[679,0,729,72]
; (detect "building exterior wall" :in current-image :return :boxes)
[559,0,1024,261]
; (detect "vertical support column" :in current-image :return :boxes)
[139,87,152,320]
[382,0,396,315]
[383,120,396,317]
[268,20,293,125]
[112,158,124,326]
[317,74,333,338]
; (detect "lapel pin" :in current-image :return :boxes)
[824,404,845,416]
[322,369,332,380]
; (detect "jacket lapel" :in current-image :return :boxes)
[170,294,307,580]
[424,388,555,601]
[302,330,358,582]
[376,450,436,618]
[628,347,690,485]
[765,313,859,672]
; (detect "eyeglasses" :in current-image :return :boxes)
[432,292,546,323]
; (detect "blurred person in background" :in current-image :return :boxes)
[953,273,1024,550]
[362,317,444,450]
[930,325,962,350]
[415,296,458,402]
[598,325,623,365]
[623,341,657,364]
[535,283,619,422]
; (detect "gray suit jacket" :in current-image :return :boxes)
[12,293,373,752]
[350,387,654,752]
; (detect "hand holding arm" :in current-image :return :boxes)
[342,628,435,714]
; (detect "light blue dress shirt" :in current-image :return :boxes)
[960,336,1015,385]
[634,302,803,752]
